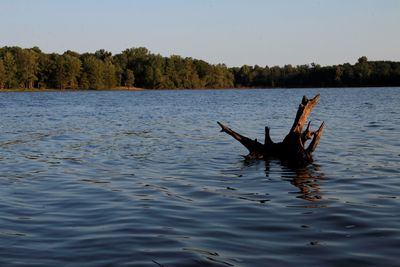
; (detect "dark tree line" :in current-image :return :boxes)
[232,56,400,88]
[0,46,399,90]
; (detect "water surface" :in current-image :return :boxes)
[0,88,399,266]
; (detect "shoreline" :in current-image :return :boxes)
[0,87,144,93]
[1,86,399,93]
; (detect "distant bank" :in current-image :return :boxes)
[0,87,143,93]
[1,46,399,91]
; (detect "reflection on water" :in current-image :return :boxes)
[265,161,325,202]
[1,88,400,267]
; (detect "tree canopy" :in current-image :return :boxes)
[0,46,399,90]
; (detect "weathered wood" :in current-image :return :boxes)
[301,121,313,146]
[289,95,320,134]
[218,94,325,166]
[217,121,264,159]
[306,121,325,153]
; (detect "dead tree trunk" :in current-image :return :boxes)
[218,94,325,166]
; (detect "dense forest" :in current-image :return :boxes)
[0,46,399,90]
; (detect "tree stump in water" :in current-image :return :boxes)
[218,94,325,166]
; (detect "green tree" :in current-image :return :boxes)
[79,73,90,89]
[0,59,5,88]
[37,53,55,89]
[142,54,167,88]
[95,49,112,61]
[54,54,81,89]
[15,48,39,88]
[2,52,18,88]
[269,66,282,87]
[121,47,150,87]
[251,65,269,87]
[358,56,368,64]
[205,64,234,88]
[355,56,371,84]
[2,45,400,90]
[124,69,135,87]
[334,66,343,85]
[164,56,202,89]
[236,65,252,86]
[81,55,104,89]
[103,59,117,88]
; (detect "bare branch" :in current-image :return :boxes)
[307,122,325,153]
[217,122,264,157]
[301,121,314,146]
[289,94,320,135]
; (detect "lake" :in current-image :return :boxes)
[0,88,399,266]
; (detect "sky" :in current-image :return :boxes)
[0,0,399,67]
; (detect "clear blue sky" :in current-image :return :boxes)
[1,0,399,66]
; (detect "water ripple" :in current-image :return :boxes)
[1,88,400,266]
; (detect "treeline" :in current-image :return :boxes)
[232,56,400,88]
[0,46,400,90]
[0,46,233,90]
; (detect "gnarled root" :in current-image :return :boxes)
[218,94,325,166]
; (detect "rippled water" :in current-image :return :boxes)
[0,88,399,266]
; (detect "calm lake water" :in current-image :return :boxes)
[0,88,399,266]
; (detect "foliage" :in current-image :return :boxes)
[0,46,399,90]
[231,57,400,88]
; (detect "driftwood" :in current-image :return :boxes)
[218,94,325,166]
